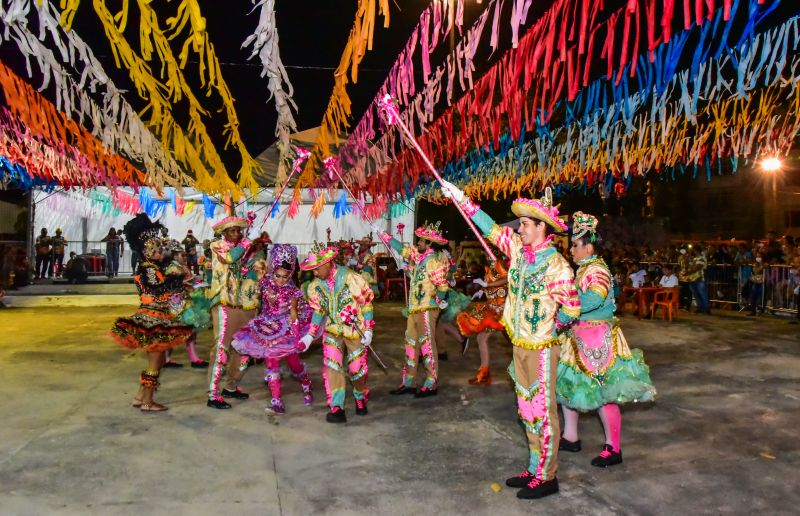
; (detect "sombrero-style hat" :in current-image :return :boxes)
[570,211,599,241]
[414,221,448,245]
[212,216,249,233]
[356,233,377,247]
[511,187,568,232]
[300,241,339,271]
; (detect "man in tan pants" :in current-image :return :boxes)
[441,182,580,500]
[376,221,450,398]
[205,216,266,409]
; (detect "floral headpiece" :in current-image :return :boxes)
[414,220,448,245]
[300,241,339,271]
[143,237,164,259]
[571,211,599,242]
[165,239,183,253]
[269,244,298,272]
[511,187,568,232]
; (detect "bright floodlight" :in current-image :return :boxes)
[760,157,783,172]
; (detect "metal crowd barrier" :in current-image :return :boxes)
[705,264,741,307]
[637,261,798,314]
[763,264,798,314]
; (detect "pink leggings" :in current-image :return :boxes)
[265,353,304,375]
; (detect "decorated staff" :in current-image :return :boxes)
[322,156,408,273]
[255,147,311,230]
[341,305,389,372]
[378,94,497,262]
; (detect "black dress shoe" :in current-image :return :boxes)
[222,388,250,400]
[516,477,559,499]
[505,470,534,488]
[413,386,438,398]
[355,399,368,416]
[207,398,232,409]
[190,360,209,369]
[438,352,449,361]
[559,437,582,452]
[389,386,416,395]
[163,360,183,368]
[326,407,347,423]
[591,444,623,467]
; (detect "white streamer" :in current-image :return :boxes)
[242,0,299,184]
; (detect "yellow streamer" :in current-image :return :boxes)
[59,0,253,196]
[161,0,262,192]
[298,0,390,188]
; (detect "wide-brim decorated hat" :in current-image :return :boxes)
[511,187,568,232]
[300,241,339,271]
[212,216,249,233]
[357,233,377,247]
[414,220,448,245]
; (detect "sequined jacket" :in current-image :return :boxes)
[574,257,616,322]
[462,203,581,350]
[306,265,375,340]
[134,261,174,316]
[206,239,266,310]
[382,236,449,314]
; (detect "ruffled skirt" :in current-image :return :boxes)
[110,307,193,352]
[231,304,312,360]
[456,299,505,336]
[557,320,656,411]
[440,289,471,322]
[179,288,212,330]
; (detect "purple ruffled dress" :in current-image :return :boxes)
[232,276,312,360]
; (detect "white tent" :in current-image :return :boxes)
[33,188,415,274]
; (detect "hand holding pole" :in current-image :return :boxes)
[377,95,496,262]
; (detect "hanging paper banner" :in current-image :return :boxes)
[242,0,299,184]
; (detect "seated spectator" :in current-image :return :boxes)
[13,251,32,288]
[63,252,89,284]
[659,264,679,288]
[628,262,648,288]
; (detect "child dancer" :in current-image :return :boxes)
[232,244,313,414]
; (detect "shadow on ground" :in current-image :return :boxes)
[0,304,798,515]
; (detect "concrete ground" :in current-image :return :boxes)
[0,304,798,515]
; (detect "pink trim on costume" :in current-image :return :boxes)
[208,304,229,398]
[523,235,555,264]
[423,310,437,384]
[321,366,332,406]
[461,197,479,217]
[377,231,392,244]
[535,349,552,480]
[324,342,344,368]
[363,319,375,330]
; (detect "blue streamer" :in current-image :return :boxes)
[333,192,351,219]
[202,194,217,218]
